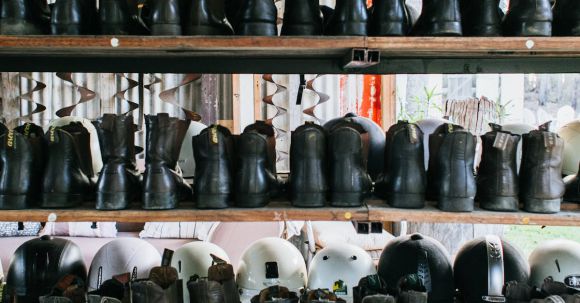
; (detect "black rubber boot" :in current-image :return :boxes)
[184,0,234,35]
[193,125,234,209]
[324,0,368,36]
[0,0,50,34]
[281,0,323,35]
[411,0,462,36]
[0,123,45,209]
[460,0,502,36]
[235,0,277,36]
[235,121,278,207]
[502,0,552,36]
[328,119,372,207]
[520,122,565,213]
[142,114,192,210]
[99,0,131,35]
[564,162,580,203]
[50,0,97,35]
[369,0,411,36]
[94,114,141,210]
[553,0,580,36]
[150,0,182,35]
[426,123,464,201]
[290,122,327,208]
[42,123,94,208]
[377,121,426,209]
[477,123,521,211]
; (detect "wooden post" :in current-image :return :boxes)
[1,72,21,128]
[253,74,262,121]
[231,74,241,134]
[381,75,397,129]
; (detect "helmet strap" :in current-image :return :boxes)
[482,235,506,303]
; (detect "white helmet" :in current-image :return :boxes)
[558,120,580,175]
[529,239,580,291]
[500,123,536,171]
[171,241,230,303]
[308,244,376,303]
[236,237,307,303]
[178,121,207,178]
[88,238,161,291]
[415,118,452,169]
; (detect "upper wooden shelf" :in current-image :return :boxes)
[0,200,577,226]
[1,36,580,74]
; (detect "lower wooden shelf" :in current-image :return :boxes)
[0,200,577,226]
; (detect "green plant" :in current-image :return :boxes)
[397,85,443,122]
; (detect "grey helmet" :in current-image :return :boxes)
[179,121,208,178]
[529,239,580,291]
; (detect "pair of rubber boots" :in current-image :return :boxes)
[192,121,278,208]
[375,121,426,209]
[148,0,233,35]
[289,120,372,208]
[502,0,580,36]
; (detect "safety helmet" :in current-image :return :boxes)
[88,238,161,291]
[237,237,307,303]
[178,121,207,178]
[171,241,230,303]
[454,235,529,303]
[557,120,580,175]
[6,235,87,302]
[529,239,580,291]
[308,243,376,303]
[500,123,536,171]
[415,118,453,170]
[323,113,385,179]
[377,233,454,303]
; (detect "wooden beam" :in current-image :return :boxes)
[0,72,20,128]
[253,74,262,121]
[381,75,397,129]
[231,74,240,134]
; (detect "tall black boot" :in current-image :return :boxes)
[368,0,411,36]
[184,0,234,35]
[477,124,521,211]
[328,120,372,207]
[42,123,94,208]
[520,122,565,213]
[290,122,327,208]
[426,123,464,201]
[0,123,45,209]
[193,125,234,209]
[553,0,580,36]
[0,0,49,34]
[235,0,277,35]
[95,114,140,210]
[99,0,131,35]
[325,0,368,36]
[564,162,580,203]
[150,0,182,35]
[51,0,97,35]
[281,0,323,35]
[460,0,502,36]
[377,121,426,209]
[502,0,552,36]
[235,121,278,207]
[411,0,462,36]
[143,114,192,210]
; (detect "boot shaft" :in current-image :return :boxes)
[145,114,190,168]
[183,0,234,35]
[51,0,97,34]
[99,0,131,34]
[411,0,462,35]
[95,114,136,165]
[45,123,94,178]
[243,121,277,174]
[553,0,580,35]
[460,0,502,36]
[369,0,410,36]
[281,0,323,35]
[149,0,182,34]
[503,0,552,36]
[325,0,368,35]
[0,130,35,193]
[235,0,277,35]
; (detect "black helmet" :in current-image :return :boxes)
[454,235,529,303]
[377,233,454,303]
[6,235,87,302]
[323,113,386,179]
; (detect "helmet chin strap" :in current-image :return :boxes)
[482,235,506,303]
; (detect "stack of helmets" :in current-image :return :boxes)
[454,235,529,303]
[529,239,580,291]
[557,120,580,176]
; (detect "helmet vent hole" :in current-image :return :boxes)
[555,259,561,273]
[179,260,182,273]
[351,256,357,260]
[265,262,279,279]
[323,256,329,261]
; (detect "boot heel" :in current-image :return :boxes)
[50,24,83,35]
[438,197,474,212]
[479,196,519,212]
[470,24,502,36]
[330,192,364,207]
[96,192,132,210]
[372,21,406,36]
[514,21,552,36]
[388,193,425,209]
[237,22,277,36]
[151,24,182,35]
[143,192,178,210]
[196,193,230,209]
[0,194,30,209]
[41,193,83,208]
[524,198,561,214]
[292,192,326,208]
[236,193,269,208]
[427,21,462,36]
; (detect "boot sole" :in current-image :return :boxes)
[51,24,85,35]
[236,193,269,208]
[280,24,322,36]
[330,192,365,207]
[143,192,178,210]
[292,192,326,208]
[479,195,519,212]
[465,24,502,36]
[151,23,182,35]
[195,193,230,209]
[41,193,83,208]
[438,196,474,212]
[369,21,407,36]
[96,192,132,210]
[388,193,425,209]
[237,22,277,36]
[505,21,552,36]
[414,21,462,36]
[0,194,31,209]
[524,197,561,214]
[0,20,44,35]
[325,22,367,36]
